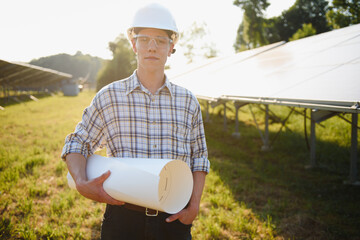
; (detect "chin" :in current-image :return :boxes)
[141,62,166,70]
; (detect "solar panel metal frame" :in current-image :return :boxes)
[168,24,360,184]
[0,59,72,90]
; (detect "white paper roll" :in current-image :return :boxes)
[67,154,193,214]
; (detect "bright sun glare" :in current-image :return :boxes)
[0,0,295,64]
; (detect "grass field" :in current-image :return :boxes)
[0,91,359,239]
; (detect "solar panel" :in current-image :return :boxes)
[167,41,285,100]
[168,24,360,183]
[169,24,360,113]
[0,59,72,90]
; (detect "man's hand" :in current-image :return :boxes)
[166,171,207,225]
[66,153,124,205]
[165,204,199,225]
[76,170,125,206]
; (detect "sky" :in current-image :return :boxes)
[0,0,296,66]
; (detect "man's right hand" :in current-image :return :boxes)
[75,170,125,205]
[65,153,124,206]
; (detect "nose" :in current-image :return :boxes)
[147,38,157,50]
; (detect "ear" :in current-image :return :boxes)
[168,43,175,57]
[131,39,137,54]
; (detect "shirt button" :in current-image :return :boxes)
[152,121,156,125]
[153,145,157,148]
[151,98,155,102]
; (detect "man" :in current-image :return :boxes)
[61,3,210,240]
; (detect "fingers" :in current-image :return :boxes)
[77,170,125,205]
[166,212,181,223]
[96,170,111,183]
[97,171,125,205]
[166,207,198,225]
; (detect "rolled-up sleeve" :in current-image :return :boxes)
[61,95,106,161]
[190,101,210,173]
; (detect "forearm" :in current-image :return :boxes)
[65,153,87,184]
[188,171,207,211]
[65,153,124,205]
[166,171,207,224]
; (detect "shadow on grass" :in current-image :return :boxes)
[0,92,55,107]
[204,114,360,240]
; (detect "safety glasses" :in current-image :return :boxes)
[134,34,173,49]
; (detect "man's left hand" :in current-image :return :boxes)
[166,171,206,225]
[165,205,199,225]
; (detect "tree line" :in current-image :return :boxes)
[233,0,360,51]
[30,51,104,89]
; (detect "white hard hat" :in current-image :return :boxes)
[127,3,179,45]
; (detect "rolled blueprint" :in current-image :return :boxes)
[67,154,193,214]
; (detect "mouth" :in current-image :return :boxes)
[145,56,159,61]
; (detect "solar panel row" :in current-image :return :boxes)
[168,24,360,114]
[167,23,360,183]
[0,59,72,91]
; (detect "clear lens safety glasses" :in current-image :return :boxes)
[134,35,172,48]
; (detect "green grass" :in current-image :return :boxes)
[0,91,104,239]
[0,91,359,239]
[199,102,360,239]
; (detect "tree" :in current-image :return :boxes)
[30,52,104,89]
[289,23,317,41]
[233,0,270,51]
[326,0,360,28]
[179,22,218,63]
[96,34,136,91]
[262,16,281,44]
[271,0,330,42]
[234,0,358,50]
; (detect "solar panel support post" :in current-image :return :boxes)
[223,102,227,131]
[210,100,226,128]
[205,101,210,123]
[310,110,317,168]
[261,105,270,151]
[232,102,247,138]
[310,110,339,168]
[232,103,241,138]
[249,104,271,151]
[349,113,358,184]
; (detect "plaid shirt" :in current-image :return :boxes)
[61,71,210,173]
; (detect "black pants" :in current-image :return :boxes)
[101,204,192,240]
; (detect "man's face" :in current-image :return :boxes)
[132,28,174,71]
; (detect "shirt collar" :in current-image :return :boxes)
[126,70,141,95]
[126,70,174,98]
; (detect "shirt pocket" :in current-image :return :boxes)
[165,123,190,161]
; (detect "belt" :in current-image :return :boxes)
[123,203,159,216]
